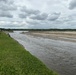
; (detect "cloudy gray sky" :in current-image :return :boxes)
[0,0,76,29]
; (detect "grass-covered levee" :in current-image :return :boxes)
[0,31,58,75]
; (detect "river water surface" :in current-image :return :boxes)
[10,31,76,75]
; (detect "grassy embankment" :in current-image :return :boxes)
[0,32,58,75]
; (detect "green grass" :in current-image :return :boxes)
[0,32,58,75]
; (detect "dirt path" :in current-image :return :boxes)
[10,31,76,75]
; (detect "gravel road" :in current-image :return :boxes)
[10,31,76,75]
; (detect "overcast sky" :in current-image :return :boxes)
[0,0,76,29]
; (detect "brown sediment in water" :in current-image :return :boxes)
[24,31,76,42]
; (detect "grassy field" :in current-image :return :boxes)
[0,32,58,75]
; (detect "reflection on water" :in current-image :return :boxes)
[13,31,28,34]
[10,31,76,75]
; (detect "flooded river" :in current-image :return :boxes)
[10,31,76,75]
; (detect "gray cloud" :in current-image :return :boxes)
[47,12,61,21]
[21,6,40,15]
[0,4,17,11]
[19,13,28,18]
[19,6,41,19]
[0,11,13,18]
[30,13,48,20]
[0,0,17,11]
[0,0,17,18]
[0,0,14,4]
[0,0,7,2]
[20,6,60,21]
[69,0,76,9]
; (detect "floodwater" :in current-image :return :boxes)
[10,31,76,75]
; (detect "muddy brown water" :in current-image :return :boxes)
[10,31,76,75]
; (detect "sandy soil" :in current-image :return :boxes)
[10,31,76,75]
